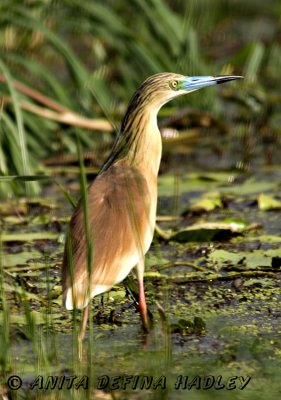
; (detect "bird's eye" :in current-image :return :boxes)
[169,80,178,90]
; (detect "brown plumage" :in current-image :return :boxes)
[62,163,153,309]
[62,72,242,340]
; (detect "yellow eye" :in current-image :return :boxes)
[169,80,178,90]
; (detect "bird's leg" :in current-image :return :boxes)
[136,260,149,331]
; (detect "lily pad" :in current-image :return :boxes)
[0,232,60,242]
[208,248,281,270]
[186,191,223,213]
[208,249,243,266]
[2,251,42,267]
[258,193,281,211]
[169,222,245,243]
[220,178,277,196]
[157,172,231,196]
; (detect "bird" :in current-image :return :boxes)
[62,72,242,341]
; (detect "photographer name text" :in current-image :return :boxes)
[7,374,251,391]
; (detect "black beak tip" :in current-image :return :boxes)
[215,75,244,85]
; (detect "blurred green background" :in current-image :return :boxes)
[0,0,281,197]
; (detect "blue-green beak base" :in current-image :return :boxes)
[180,75,243,91]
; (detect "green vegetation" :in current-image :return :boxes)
[0,0,280,195]
[0,1,281,399]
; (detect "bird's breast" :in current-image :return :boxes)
[142,173,158,254]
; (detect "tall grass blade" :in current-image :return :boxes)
[0,60,39,196]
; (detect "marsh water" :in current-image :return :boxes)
[1,140,281,400]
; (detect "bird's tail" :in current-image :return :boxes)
[63,282,90,310]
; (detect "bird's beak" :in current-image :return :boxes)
[181,75,243,91]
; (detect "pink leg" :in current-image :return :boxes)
[136,260,149,331]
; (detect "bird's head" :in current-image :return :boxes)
[135,72,243,111]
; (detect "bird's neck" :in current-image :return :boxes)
[124,108,162,177]
[105,107,162,179]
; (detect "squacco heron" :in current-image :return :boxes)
[62,72,242,340]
